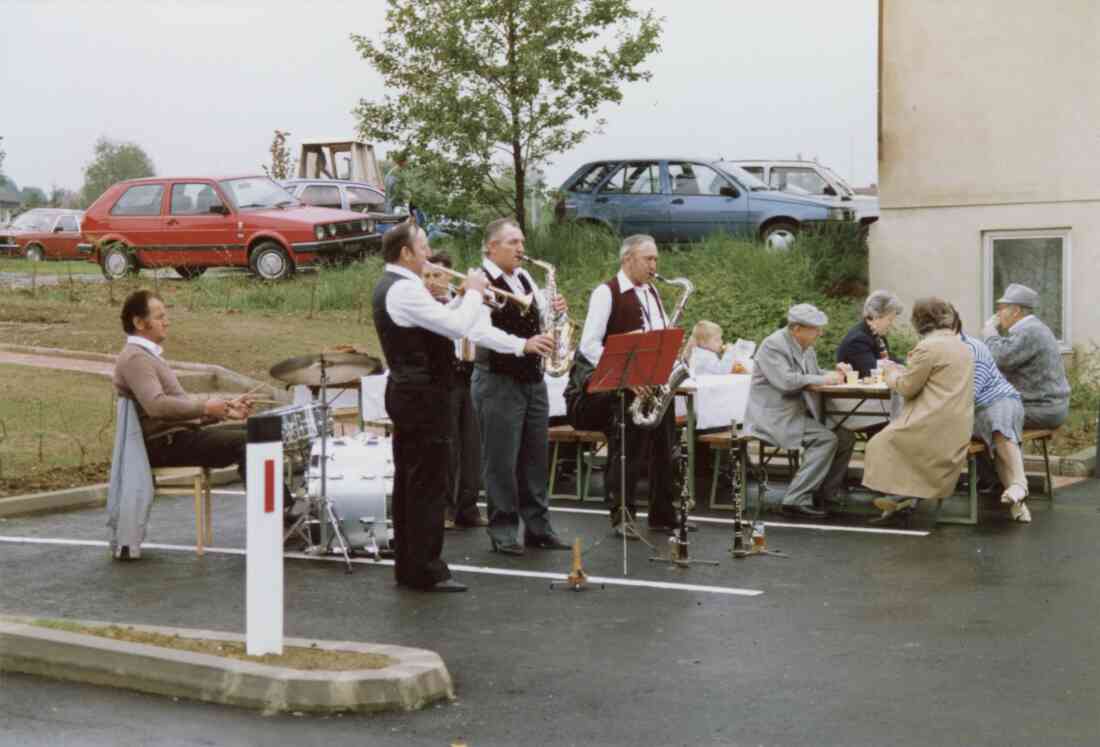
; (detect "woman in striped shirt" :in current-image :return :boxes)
[953,309,1031,523]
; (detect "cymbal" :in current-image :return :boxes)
[269,351,383,387]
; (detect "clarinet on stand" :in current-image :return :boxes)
[730,418,751,558]
[650,418,718,568]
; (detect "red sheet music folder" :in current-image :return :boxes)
[587,328,683,394]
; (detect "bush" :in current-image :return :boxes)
[794,221,868,297]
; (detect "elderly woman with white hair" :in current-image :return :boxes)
[836,290,904,378]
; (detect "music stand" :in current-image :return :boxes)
[588,328,683,575]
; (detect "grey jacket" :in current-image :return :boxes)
[984,315,1070,418]
[744,327,830,449]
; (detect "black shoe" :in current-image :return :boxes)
[490,539,525,556]
[423,579,468,593]
[524,534,570,550]
[454,514,489,528]
[782,504,827,519]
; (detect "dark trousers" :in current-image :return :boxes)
[448,370,482,523]
[571,390,677,525]
[471,368,554,545]
[386,381,454,589]
[145,424,247,482]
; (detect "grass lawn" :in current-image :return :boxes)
[0,258,103,275]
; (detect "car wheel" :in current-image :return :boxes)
[762,220,798,250]
[24,244,45,262]
[174,266,207,280]
[100,243,137,280]
[249,242,294,281]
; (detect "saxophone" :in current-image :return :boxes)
[521,256,576,377]
[629,274,694,428]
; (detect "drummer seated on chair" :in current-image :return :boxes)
[113,289,253,482]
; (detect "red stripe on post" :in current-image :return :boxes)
[264,459,275,513]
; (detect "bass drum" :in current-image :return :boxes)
[308,433,394,551]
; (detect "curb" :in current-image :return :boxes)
[0,467,239,518]
[0,617,453,714]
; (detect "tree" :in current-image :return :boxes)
[49,185,81,208]
[20,187,47,209]
[80,137,155,207]
[352,0,661,232]
[261,129,296,180]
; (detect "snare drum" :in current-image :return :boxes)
[308,433,394,550]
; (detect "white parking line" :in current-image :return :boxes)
[0,536,763,597]
[211,492,928,537]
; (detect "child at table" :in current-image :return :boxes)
[686,320,739,376]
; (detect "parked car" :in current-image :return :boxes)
[279,178,406,245]
[555,158,854,248]
[729,160,879,226]
[0,208,85,261]
[80,176,378,280]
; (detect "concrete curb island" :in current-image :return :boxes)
[0,467,239,518]
[0,617,453,714]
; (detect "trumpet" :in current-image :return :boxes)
[422,262,533,311]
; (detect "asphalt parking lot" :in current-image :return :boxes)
[1,479,1099,746]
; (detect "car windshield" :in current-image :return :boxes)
[10,212,56,231]
[712,162,769,191]
[218,177,298,210]
[819,165,855,197]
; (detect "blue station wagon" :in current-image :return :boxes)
[555,158,854,248]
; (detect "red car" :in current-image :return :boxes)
[80,175,378,280]
[0,208,85,261]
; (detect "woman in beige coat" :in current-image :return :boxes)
[863,297,974,520]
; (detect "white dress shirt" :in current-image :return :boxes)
[126,335,163,359]
[384,263,483,339]
[444,292,527,356]
[690,346,737,377]
[579,270,667,366]
[466,256,543,356]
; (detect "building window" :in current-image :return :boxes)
[983,229,1070,344]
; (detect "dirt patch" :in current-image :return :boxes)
[33,620,395,671]
[0,462,110,498]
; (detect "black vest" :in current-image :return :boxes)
[476,271,542,383]
[372,271,455,387]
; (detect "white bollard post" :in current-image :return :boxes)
[246,413,284,656]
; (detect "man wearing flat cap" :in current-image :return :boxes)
[982,283,1070,429]
[744,303,856,517]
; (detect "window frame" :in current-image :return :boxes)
[982,228,1072,350]
[110,184,166,217]
[299,184,343,209]
[57,214,79,232]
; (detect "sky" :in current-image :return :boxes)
[0,0,879,196]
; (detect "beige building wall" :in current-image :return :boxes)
[871,0,1100,348]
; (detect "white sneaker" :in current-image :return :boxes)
[1001,485,1027,504]
[1010,501,1032,523]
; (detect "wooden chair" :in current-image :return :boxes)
[152,466,213,555]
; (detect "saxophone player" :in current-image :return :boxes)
[470,218,570,555]
[565,234,682,539]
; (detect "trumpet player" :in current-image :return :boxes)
[564,234,681,539]
[372,221,491,592]
[471,217,570,555]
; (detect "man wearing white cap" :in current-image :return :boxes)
[744,303,856,517]
[982,283,1070,429]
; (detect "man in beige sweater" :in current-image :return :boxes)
[113,290,252,480]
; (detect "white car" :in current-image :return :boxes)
[729,160,878,227]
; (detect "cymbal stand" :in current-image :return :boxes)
[316,351,353,573]
[733,422,789,560]
[650,416,718,568]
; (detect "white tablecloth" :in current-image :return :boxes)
[678,374,752,429]
[355,371,752,429]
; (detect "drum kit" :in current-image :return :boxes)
[264,348,393,571]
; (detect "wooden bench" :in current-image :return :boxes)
[152,466,213,555]
[936,429,1056,526]
[548,425,607,501]
[697,430,800,511]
